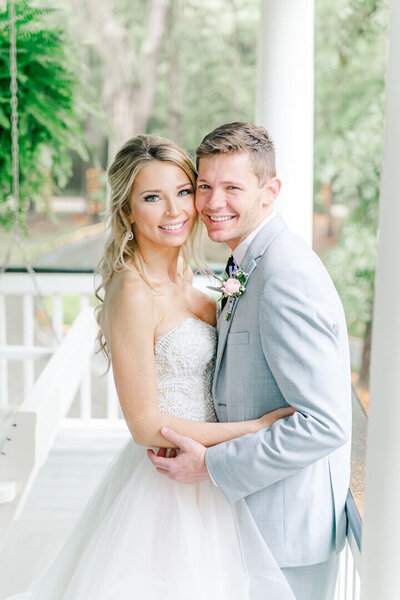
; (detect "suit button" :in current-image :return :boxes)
[218,403,227,406]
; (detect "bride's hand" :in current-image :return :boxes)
[156,447,178,458]
[255,406,296,430]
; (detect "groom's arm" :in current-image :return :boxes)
[205,269,351,503]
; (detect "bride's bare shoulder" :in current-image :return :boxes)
[99,271,157,348]
[106,270,155,317]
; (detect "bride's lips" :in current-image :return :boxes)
[159,220,188,233]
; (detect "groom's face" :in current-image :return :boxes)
[196,152,276,250]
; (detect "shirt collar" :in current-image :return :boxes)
[232,210,277,266]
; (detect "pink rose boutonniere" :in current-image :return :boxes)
[222,277,242,296]
[208,259,248,321]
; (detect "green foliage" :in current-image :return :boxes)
[43,294,97,327]
[148,0,258,155]
[325,223,377,336]
[0,0,88,230]
[314,0,389,337]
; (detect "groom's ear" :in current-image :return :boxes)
[262,176,281,206]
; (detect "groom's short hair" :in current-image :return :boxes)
[196,122,276,184]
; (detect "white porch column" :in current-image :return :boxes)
[256,0,314,244]
[361,1,400,598]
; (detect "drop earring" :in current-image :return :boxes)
[127,228,134,241]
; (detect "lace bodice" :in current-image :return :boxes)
[154,318,218,423]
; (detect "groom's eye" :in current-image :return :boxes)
[227,185,239,190]
[198,184,211,190]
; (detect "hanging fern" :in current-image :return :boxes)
[0,0,88,230]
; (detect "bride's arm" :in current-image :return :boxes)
[107,278,293,449]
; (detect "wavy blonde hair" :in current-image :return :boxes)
[95,134,203,363]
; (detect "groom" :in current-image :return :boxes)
[148,122,352,599]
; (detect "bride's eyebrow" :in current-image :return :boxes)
[139,183,192,196]
[140,189,163,196]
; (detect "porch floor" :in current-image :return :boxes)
[0,425,130,599]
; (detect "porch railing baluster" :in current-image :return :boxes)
[22,293,34,398]
[0,294,8,406]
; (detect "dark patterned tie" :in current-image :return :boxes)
[221,255,235,310]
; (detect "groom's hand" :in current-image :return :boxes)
[147,427,210,483]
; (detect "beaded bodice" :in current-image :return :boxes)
[154,318,218,423]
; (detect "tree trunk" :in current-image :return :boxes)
[358,318,372,389]
[134,0,171,134]
[71,0,170,164]
[228,0,241,121]
[107,86,136,166]
[321,182,334,237]
[70,0,136,162]
[166,0,183,144]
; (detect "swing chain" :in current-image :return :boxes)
[10,0,19,208]
[1,1,61,344]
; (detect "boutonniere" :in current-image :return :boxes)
[208,259,248,321]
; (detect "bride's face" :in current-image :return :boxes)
[128,161,197,249]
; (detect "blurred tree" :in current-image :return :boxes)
[69,0,171,163]
[0,0,88,231]
[65,0,258,163]
[149,0,258,154]
[325,223,377,386]
[314,0,389,387]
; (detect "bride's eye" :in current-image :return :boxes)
[144,194,161,203]
[178,188,193,197]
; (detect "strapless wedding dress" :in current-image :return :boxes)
[8,318,293,599]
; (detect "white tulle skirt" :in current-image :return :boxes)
[8,438,294,599]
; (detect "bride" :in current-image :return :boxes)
[8,135,295,599]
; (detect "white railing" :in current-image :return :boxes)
[335,492,362,599]
[0,304,97,547]
[0,268,215,423]
[0,269,120,423]
[0,269,363,594]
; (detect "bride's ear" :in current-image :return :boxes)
[123,203,135,224]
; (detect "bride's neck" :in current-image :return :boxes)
[137,241,182,283]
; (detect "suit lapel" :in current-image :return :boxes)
[214,213,287,386]
[214,256,257,381]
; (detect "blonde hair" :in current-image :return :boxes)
[95,134,202,363]
[196,122,276,184]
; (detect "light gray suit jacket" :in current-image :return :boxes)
[206,213,352,568]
